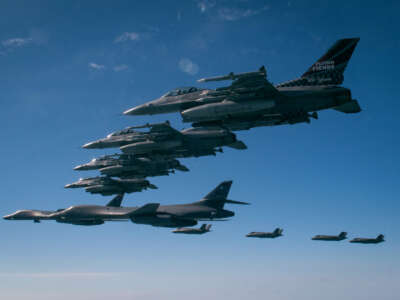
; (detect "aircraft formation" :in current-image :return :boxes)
[3,37,385,243]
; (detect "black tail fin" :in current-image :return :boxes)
[200,224,207,231]
[106,193,124,207]
[377,234,385,241]
[206,224,212,231]
[339,232,348,238]
[203,181,233,201]
[277,38,359,87]
[197,181,249,209]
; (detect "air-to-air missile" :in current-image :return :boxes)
[124,38,361,131]
[5,181,248,228]
[246,228,283,238]
[311,232,347,241]
[349,234,385,244]
[64,176,157,196]
[82,121,246,156]
[172,224,212,235]
[74,154,189,178]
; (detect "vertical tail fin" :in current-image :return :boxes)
[277,38,360,87]
[206,224,212,231]
[106,193,124,207]
[377,234,385,241]
[339,232,348,238]
[203,181,232,201]
[200,224,207,231]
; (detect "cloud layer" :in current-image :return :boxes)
[178,58,199,75]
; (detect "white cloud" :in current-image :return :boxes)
[114,32,140,43]
[2,37,33,48]
[89,62,106,70]
[197,0,216,13]
[113,64,129,72]
[218,6,269,21]
[179,58,199,75]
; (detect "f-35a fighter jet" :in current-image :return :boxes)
[83,121,246,156]
[349,234,385,244]
[311,231,347,241]
[172,224,212,234]
[4,181,248,228]
[124,38,361,131]
[74,154,189,178]
[246,228,283,238]
[64,176,157,196]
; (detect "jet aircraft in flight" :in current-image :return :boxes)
[349,234,385,244]
[172,224,212,234]
[124,38,361,131]
[64,176,157,196]
[311,231,347,241]
[246,228,283,238]
[4,181,249,228]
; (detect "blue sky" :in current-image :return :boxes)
[0,1,399,299]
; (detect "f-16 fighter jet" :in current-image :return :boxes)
[172,224,212,234]
[74,154,189,178]
[64,176,157,196]
[119,124,246,155]
[311,231,347,241]
[82,121,246,157]
[4,181,249,228]
[246,228,283,238]
[124,38,361,131]
[349,234,385,244]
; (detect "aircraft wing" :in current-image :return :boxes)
[198,66,279,97]
[149,121,181,136]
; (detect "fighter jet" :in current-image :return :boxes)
[64,176,157,196]
[119,125,246,156]
[246,228,283,238]
[4,181,249,228]
[74,154,189,178]
[124,38,361,131]
[82,122,246,157]
[172,224,212,234]
[349,234,385,244]
[82,122,171,149]
[311,231,347,241]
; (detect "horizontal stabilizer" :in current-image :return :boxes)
[333,100,361,113]
[130,203,160,216]
[227,141,247,150]
[225,199,250,205]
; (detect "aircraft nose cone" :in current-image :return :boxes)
[64,183,73,188]
[123,104,149,116]
[3,214,13,220]
[82,141,98,149]
[74,165,84,171]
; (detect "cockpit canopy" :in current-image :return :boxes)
[107,128,137,138]
[162,87,203,97]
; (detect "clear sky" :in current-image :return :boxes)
[0,1,399,299]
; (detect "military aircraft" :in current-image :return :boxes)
[4,181,249,228]
[124,38,361,131]
[349,234,385,244]
[311,231,347,241]
[74,154,189,178]
[82,121,246,156]
[64,176,157,196]
[172,224,212,234]
[246,228,283,238]
[119,125,246,155]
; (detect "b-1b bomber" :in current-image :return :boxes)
[65,176,157,196]
[82,121,246,157]
[5,181,249,228]
[124,38,361,131]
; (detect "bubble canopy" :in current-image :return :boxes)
[162,87,203,97]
